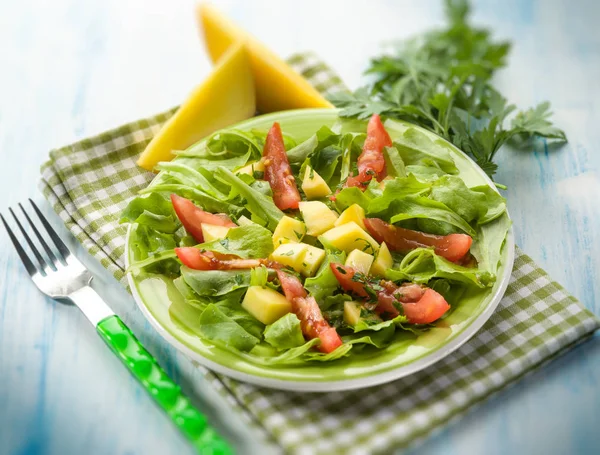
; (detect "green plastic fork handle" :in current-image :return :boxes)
[96,315,233,455]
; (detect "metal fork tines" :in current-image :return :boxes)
[2,199,113,325]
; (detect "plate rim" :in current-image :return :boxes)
[125,108,515,392]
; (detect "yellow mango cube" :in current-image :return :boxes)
[298,244,326,277]
[270,243,309,270]
[370,242,394,278]
[298,201,338,236]
[334,204,366,230]
[242,286,291,324]
[272,216,306,247]
[201,224,231,242]
[345,249,375,275]
[320,222,379,254]
[344,301,362,326]
[302,166,332,199]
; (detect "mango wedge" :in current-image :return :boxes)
[137,42,256,171]
[197,3,333,113]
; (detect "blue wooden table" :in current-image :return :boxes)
[1,0,599,453]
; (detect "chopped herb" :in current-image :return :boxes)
[328,0,567,178]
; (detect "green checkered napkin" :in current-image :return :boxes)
[40,53,599,454]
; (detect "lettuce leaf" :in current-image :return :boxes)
[471,185,507,224]
[155,161,227,199]
[388,196,476,236]
[264,313,306,349]
[344,324,397,348]
[173,151,253,172]
[181,268,252,297]
[308,145,343,185]
[385,248,493,287]
[430,175,488,223]
[215,166,283,230]
[287,126,341,166]
[353,314,408,333]
[120,193,179,233]
[305,248,347,306]
[383,146,407,178]
[246,339,321,365]
[393,128,458,173]
[339,132,365,181]
[366,175,431,214]
[140,183,242,217]
[470,213,512,275]
[198,304,259,352]
[181,129,262,160]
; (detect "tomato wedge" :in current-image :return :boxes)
[175,248,281,271]
[263,122,301,210]
[330,263,450,324]
[277,271,343,353]
[171,194,236,243]
[364,218,472,263]
[343,114,392,189]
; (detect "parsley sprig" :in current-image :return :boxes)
[329,0,567,178]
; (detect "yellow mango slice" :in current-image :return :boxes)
[345,249,375,275]
[197,3,333,112]
[242,286,291,324]
[335,204,366,229]
[137,42,256,171]
[298,201,338,236]
[320,222,379,255]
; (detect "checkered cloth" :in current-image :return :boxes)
[40,53,599,454]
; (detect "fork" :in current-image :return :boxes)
[2,199,232,455]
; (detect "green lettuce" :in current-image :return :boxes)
[383,146,407,178]
[339,132,365,181]
[120,193,179,233]
[385,248,493,287]
[181,267,252,296]
[393,127,458,173]
[154,162,227,199]
[215,166,283,230]
[198,304,259,352]
[430,175,487,223]
[286,126,341,166]
[470,214,512,275]
[264,313,306,349]
[387,196,476,236]
[140,183,242,216]
[304,248,347,306]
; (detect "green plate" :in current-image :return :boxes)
[126,108,514,392]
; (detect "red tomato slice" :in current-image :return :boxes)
[171,194,236,243]
[175,248,278,270]
[277,270,308,299]
[330,264,370,298]
[364,218,473,263]
[330,263,450,324]
[401,289,450,324]
[342,114,392,190]
[276,271,343,353]
[263,122,301,210]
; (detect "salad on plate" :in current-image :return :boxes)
[122,113,510,365]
